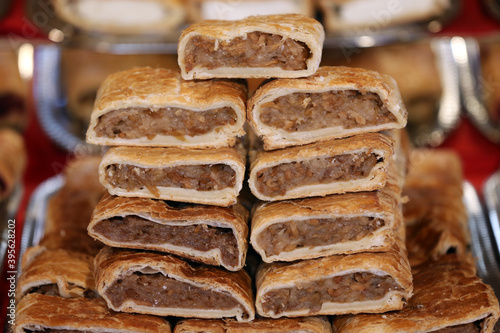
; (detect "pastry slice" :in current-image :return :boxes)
[52,0,185,35]
[247,66,407,150]
[15,293,171,333]
[88,193,249,271]
[248,132,394,201]
[0,128,26,201]
[95,247,255,321]
[332,254,500,333]
[17,246,97,302]
[174,316,332,333]
[255,236,413,318]
[86,67,247,148]
[99,145,246,206]
[187,0,314,21]
[39,229,104,256]
[178,14,324,79]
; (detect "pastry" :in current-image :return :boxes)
[248,132,394,201]
[255,235,413,318]
[39,229,104,256]
[247,66,407,150]
[331,254,500,333]
[86,67,247,148]
[186,0,314,21]
[94,247,255,321]
[52,0,186,35]
[15,293,172,333]
[177,14,324,79]
[0,47,27,130]
[174,316,332,333]
[88,192,249,271]
[0,128,26,201]
[17,247,97,302]
[98,145,246,206]
[251,179,402,263]
[317,0,452,33]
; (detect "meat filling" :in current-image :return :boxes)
[106,272,242,311]
[184,32,310,72]
[261,272,401,315]
[258,217,385,256]
[105,164,236,196]
[434,321,482,333]
[94,106,237,140]
[93,215,239,267]
[256,153,379,197]
[259,90,397,132]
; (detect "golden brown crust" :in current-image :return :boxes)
[0,48,27,129]
[174,316,333,333]
[15,293,172,333]
[99,145,246,206]
[248,132,394,201]
[17,247,96,302]
[178,14,324,79]
[86,67,247,148]
[247,66,407,150]
[94,247,255,321]
[332,254,500,333]
[88,192,249,271]
[39,229,104,257]
[52,0,186,34]
[255,235,413,318]
[0,128,26,201]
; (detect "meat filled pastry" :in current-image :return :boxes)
[52,0,185,35]
[0,128,26,201]
[17,247,97,302]
[88,193,249,271]
[94,247,255,321]
[248,132,394,201]
[99,145,246,206]
[177,14,324,80]
[39,229,104,256]
[317,0,452,33]
[86,67,247,148]
[174,316,332,333]
[15,293,172,333]
[247,66,407,150]
[251,187,402,263]
[186,0,314,21]
[255,236,413,318]
[331,254,500,333]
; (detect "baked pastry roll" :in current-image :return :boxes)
[52,0,185,35]
[317,0,452,33]
[255,237,413,318]
[15,293,172,333]
[88,193,249,271]
[99,145,246,206]
[187,0,314,21]
[248,132,394,201]
[331,254,500,333]
[0,128,26,201]
[174,316,332,333]
[16,247,97,302]
[39,229,104,256]
[247,66,407,150]
[177,14,324,80]
[86,67,247,148]
[251,187,402,263]
[0,48,27,130]
[95,247,255,321]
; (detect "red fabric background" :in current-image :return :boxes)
[1,0,500,329]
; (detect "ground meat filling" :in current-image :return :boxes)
[106,272,242,311]
[94,106,237,140]
[106,164,236,196]
[434,321,482,333]
[262,272,401,315]
[256,153,380,197]
[184,32,310,72]
[258,217,385,256]
[94,215,239,267]
[259,90,397,132]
